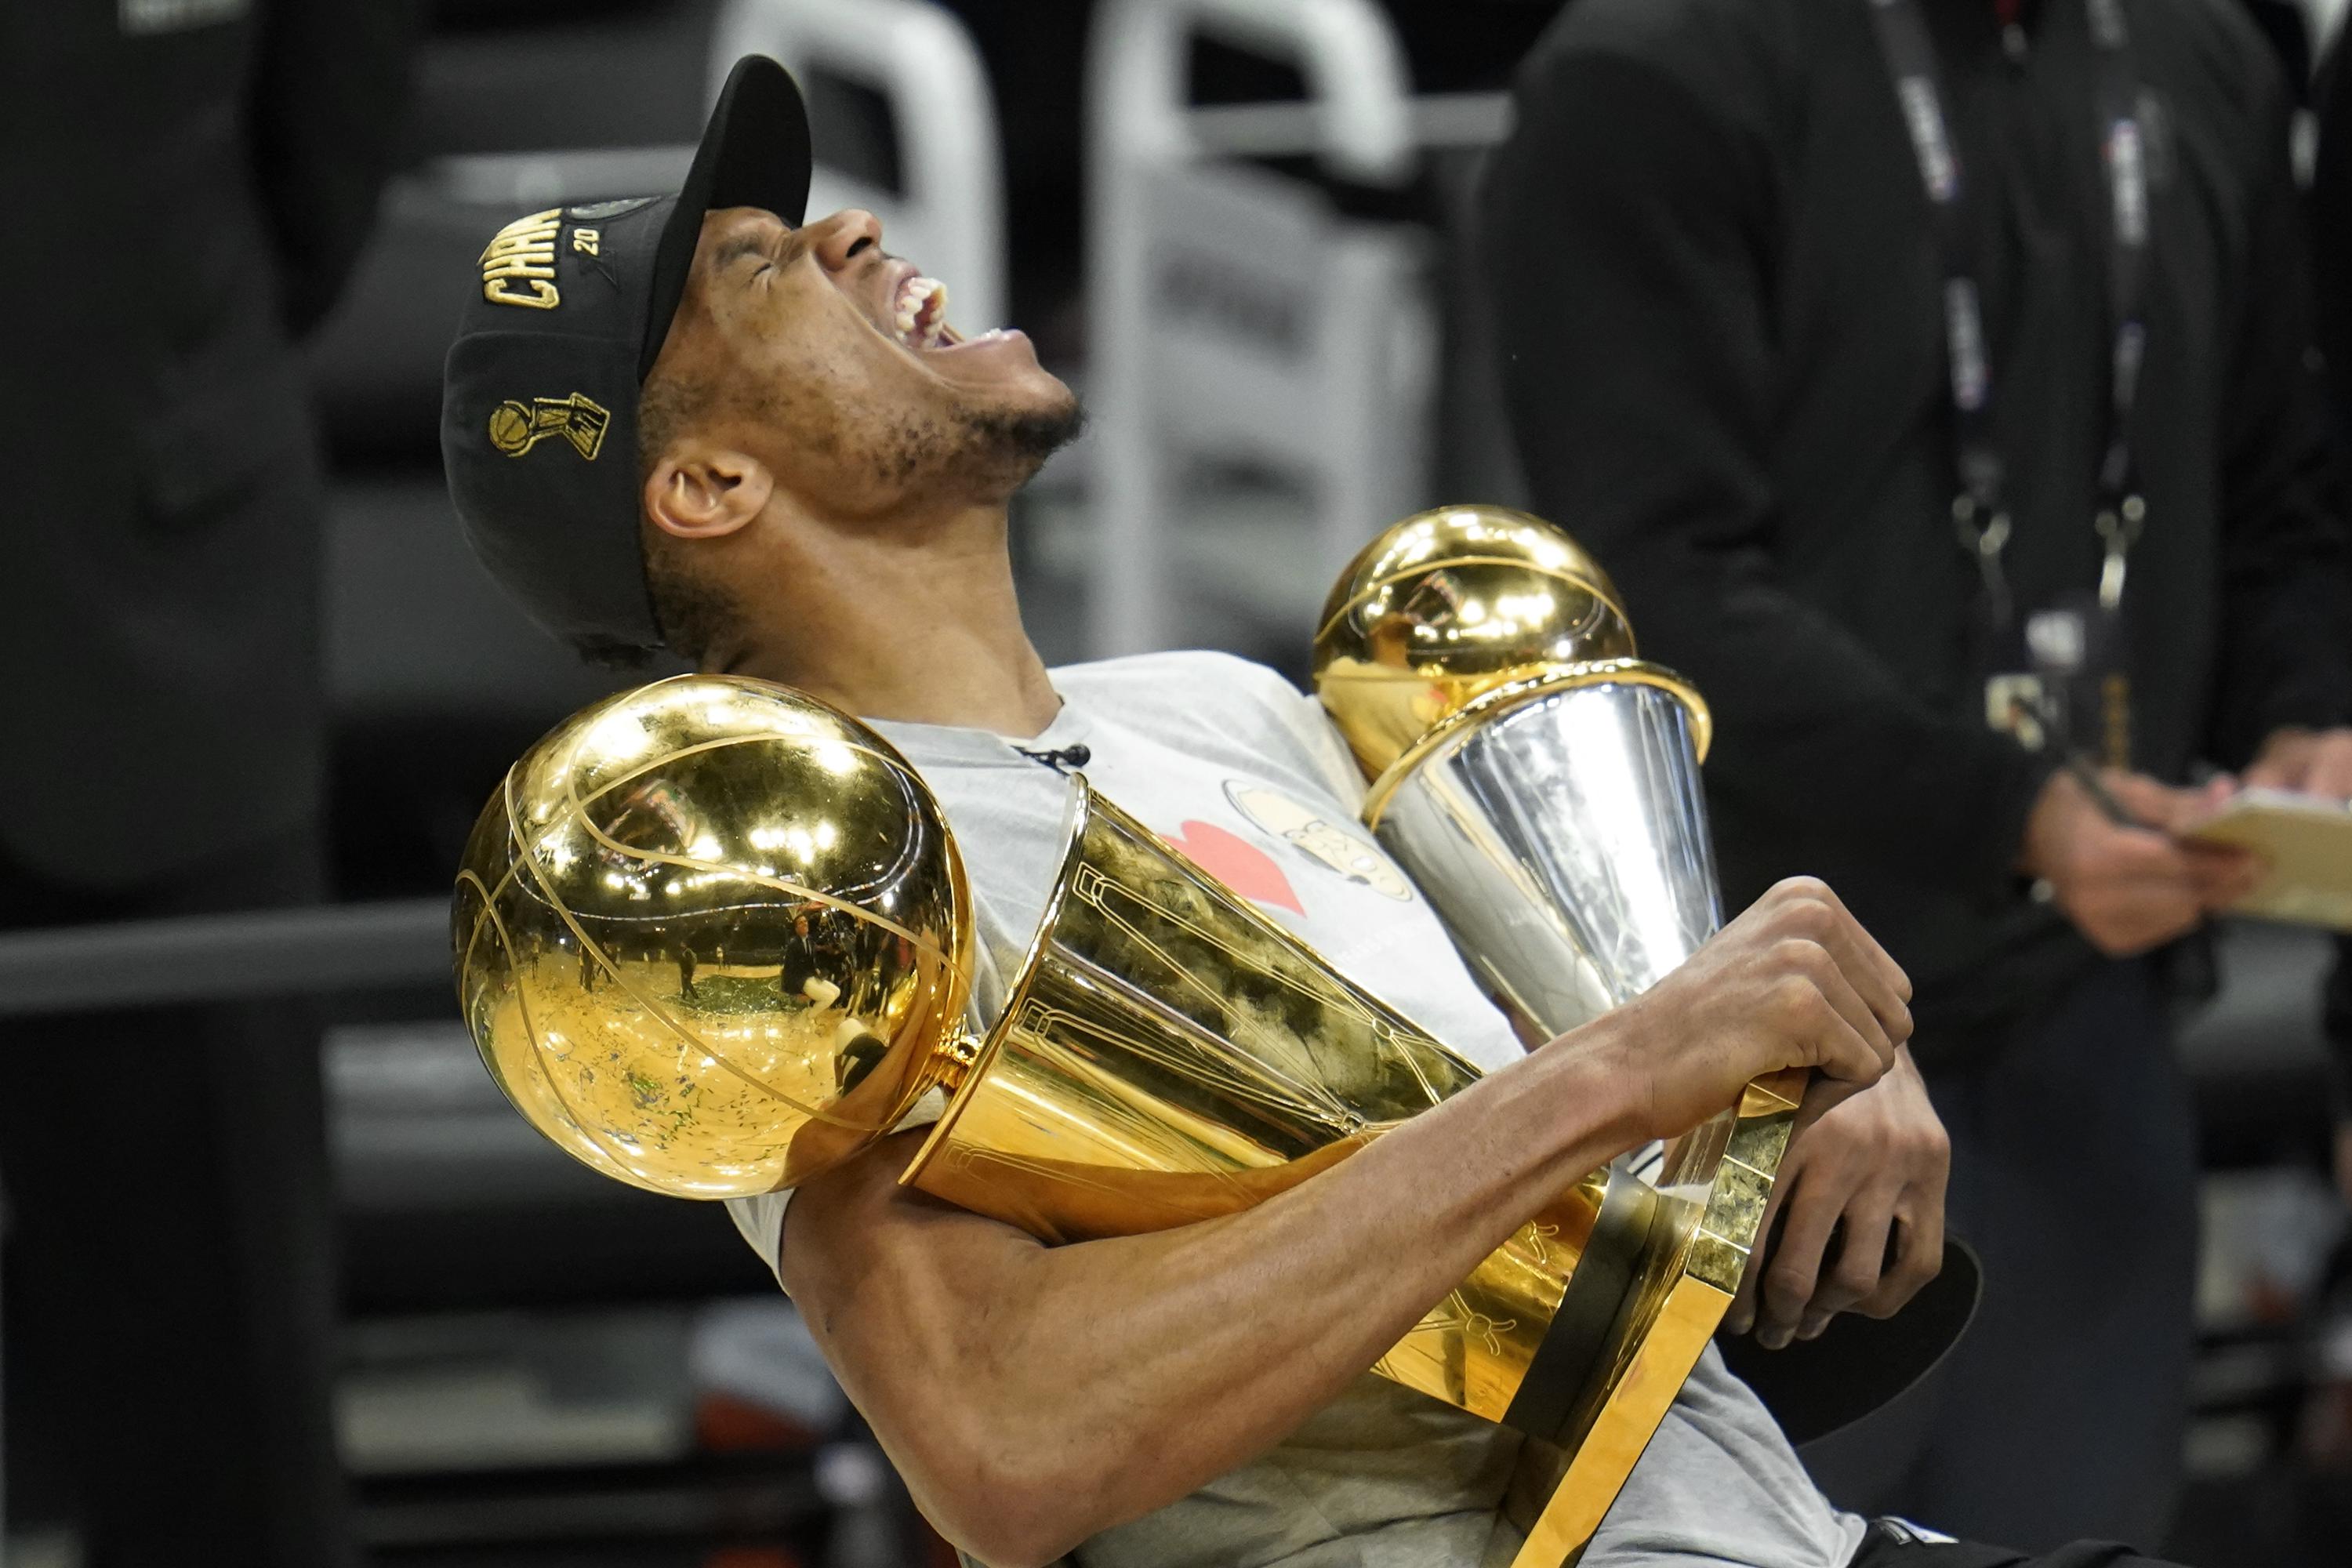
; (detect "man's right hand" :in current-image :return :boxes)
[1596,877,1911,1140]
[2018,768,2257,956]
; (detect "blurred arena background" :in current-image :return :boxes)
[5,1,2352,1564]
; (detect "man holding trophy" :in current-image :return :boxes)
[440,59,2185,1568]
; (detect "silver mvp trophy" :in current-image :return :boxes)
[1313,504,1806,1563]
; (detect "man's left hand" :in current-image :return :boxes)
[2242,726,2352,799]
[1725,1045,1949,1348]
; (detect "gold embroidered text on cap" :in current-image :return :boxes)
[480,207,562,309]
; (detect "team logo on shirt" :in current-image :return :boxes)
[1222,782,1414,902]
[1162,820,1302,913]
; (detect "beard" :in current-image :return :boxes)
[956,393,1087,488]
[870,385,1087,504]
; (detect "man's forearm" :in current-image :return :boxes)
[785,877,1906,1566]
[786,1035,1650,1564]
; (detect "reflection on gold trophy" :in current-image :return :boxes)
[1310,503,1636,782]
[452,679,976,1199]
[1316,504,1806,1564]
[452,673,1768,1544]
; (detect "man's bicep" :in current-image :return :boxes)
[779,1134,1089,1557]
[779,1131,1044,1428]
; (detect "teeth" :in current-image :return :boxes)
[894,275,949,347]
[919,278,948,347]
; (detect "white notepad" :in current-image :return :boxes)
[2179,787,2352,932]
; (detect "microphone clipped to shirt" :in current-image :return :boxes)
[1014,743,1092,775]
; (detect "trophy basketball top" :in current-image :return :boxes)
[1312,504,1638,779]
[452,675,976,1200]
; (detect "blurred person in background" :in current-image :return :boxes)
[2301,41,2352,1490]
[1484,0,2352,1552]
[0,3,413,1564]
[2305,26,2352,1212]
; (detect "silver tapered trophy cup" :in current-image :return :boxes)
[1314,506,1741,1042]
[1315,506,1805,1564]
[1364,661,1720,1044]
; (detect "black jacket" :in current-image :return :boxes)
[2303,41,2352,1113]
[0,2,412,889]
[1484,0,2352,1060]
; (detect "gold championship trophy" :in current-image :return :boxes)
[1314,504,1807,1561]
[451,514,1795,1563]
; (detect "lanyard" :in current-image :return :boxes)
[1865,0,2151,630]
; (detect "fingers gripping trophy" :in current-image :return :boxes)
[454,509,1796,1565]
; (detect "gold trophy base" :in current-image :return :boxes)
[1509,1275,1734,1567]
[1512,1069,1802,1566]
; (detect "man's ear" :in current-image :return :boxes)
[643,441,774,541]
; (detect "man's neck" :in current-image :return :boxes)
[716,499,1062,740]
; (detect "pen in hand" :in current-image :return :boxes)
[2060,753,2135,828]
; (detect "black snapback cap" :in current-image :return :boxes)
[441,56,812,651]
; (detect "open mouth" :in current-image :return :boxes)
[891,273,958,350]
[887,267,1022,357]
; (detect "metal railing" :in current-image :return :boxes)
[0,898,448,1018]
[1085,0,1442,657]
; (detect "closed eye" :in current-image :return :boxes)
[710,223,808,284]
[710,233,771,276]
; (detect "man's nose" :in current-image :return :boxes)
[806,209,885,272]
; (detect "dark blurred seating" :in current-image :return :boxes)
[2180,923,2339,1171]
[307,2,719,906]
[300,10,814,1560]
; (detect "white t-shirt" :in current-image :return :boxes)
[726,652,1866,1568]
